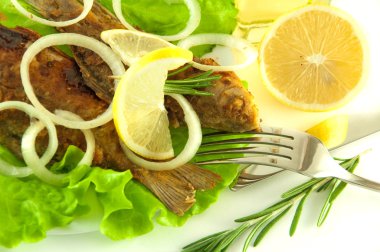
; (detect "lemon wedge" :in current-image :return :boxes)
[306,114,348,148]
[259,5,367,111]
[113,47,199,166]
[101,29,174,66]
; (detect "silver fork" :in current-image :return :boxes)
[195,126,380,191]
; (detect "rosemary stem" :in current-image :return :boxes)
[167,64,193,77]
[165,76,220,84]
[183,154,361,252]
[183,70,213,80]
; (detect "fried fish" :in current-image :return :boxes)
[1,0,260,215]
[26,0,260,132]
[0,25,220,216]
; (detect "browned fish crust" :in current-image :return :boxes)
[26,0,125,103]
[0,25,221,216]
[167,58,260,132]
[26,0,261,133]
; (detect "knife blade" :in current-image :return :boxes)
[329,111,380,153]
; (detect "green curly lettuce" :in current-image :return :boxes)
[0,0,56,35]
[0,0,238,56]
[0,127,239,248]
[97,0,237,55]
[0,0,239,248]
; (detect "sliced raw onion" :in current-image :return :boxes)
[11,0,94,27]
[22,122,65,186]
[0,159,32,178]
[21,110,96,186]
[0,101,58,177]
[20,33,125,129]
[112,0,201,41]
[178,33,258,71]
[121,94,202,170]
[54,110,95,166]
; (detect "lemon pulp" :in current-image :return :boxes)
[101,29,174,66]
[113,47,193,160]
[260,5,367,111]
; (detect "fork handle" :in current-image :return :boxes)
[334,169,380,192]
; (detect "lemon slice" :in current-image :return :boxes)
[113,47,194,162]
[259,5,367,111]
[101,29,174,66]
[306,114,348,149]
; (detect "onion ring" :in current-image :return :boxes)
[121,94,202,170]
[11,0,94,27]
[20,33,125,129]
[22,121,65,186]
[0,101,58,178]
[0,159,32,178]
[21,110,96,186]
[178,33,258,71]
[54,110,95,166]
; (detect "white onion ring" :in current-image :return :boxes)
[21,110,96,186]
[20,33,125,129]
[0,159,32,178]
[22,122,65,186]
[11,0,94,27]
[112,0,201,41]
[0,101,58,178]
[54,110,95,166]
[178,33,258,71]
[121,94,202,170]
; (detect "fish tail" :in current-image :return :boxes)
[131,164,221,216]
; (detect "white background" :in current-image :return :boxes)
[3,0,380,251]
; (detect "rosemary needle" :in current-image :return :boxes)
[110,64,219,96]
[182,155,361,251]
[165,64,220,96]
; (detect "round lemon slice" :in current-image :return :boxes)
[113,47,195,162]
[259,5,368,111]
[101,29,174,66]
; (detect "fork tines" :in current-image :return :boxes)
[194,129,295,167]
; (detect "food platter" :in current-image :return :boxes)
[5,132,380,252]
[2,0,380,251]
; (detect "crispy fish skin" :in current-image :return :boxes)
[26,0,261,132]
[26,0,125,103]
[167,58,260,132]
[0,25,221,216]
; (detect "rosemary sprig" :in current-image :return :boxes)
[109,64,219,96]
[183,155,360,252]
[164,64,220,96]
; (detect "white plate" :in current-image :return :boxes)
[4,0,380,251]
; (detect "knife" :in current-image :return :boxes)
[330,112,380,154]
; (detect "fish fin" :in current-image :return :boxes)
[131,164,221,216]
[171,164,221,190]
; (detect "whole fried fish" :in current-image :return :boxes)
[26,0,260,132]
[1,0,260,215]
[0,25,220,216]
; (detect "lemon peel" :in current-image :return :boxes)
[306,114,348,148]
[112,47,201,168]
[259,5,368,112]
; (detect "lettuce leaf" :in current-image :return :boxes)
[0,0,239,247]
[0,175,78,248]
[0,0,57,36]
[0,0,238,56]
[97,0,237,56]
[0,127,239,248]
[0,167,79,248]
[97,0,237,36]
